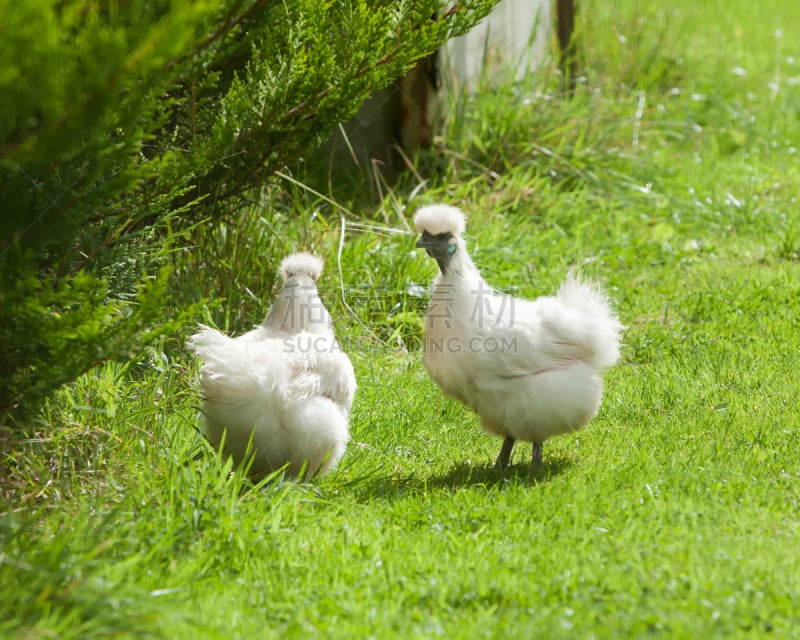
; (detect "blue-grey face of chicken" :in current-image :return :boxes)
[416,231,457,274]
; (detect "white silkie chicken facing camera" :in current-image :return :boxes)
[413,204,622,468]
[189,253,356,479]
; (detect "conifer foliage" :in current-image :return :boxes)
[0,0,496,424]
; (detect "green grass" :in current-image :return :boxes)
[3,0,800,637]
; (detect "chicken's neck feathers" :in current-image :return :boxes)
[433,241,483,294]
[431,242,515,330]
[261,277,333,336]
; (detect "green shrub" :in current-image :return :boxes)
[0,0,497,425]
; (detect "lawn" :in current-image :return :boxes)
[2,0,800,638]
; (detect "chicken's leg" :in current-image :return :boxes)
[531,441,543,467]
[495,436,515,468]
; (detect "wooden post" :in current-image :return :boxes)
[321,0,553,178]
[557,0,577,95]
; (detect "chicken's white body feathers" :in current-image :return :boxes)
[416,206,622,451]
[188,254,355,479]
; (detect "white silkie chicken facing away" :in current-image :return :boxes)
[414,205,622,468]
[188,253,356,479]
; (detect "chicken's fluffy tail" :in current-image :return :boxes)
[188,325,282,405]
[557,270,624,370]
[187,325,238,362]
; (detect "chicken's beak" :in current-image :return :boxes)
[415,233,435,257]
[416,231,448,256]
[416,231,456,275]
[416,236,441,263]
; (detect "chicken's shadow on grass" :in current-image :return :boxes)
[425,454,573,490]
[348,452,573,503]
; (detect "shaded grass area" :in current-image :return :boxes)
[2,0,800,637]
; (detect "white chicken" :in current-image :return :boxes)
[188,252,356,480]
[413,204,622,468]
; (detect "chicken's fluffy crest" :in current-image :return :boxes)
[280,252,323,281]
[414,204,467,237]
